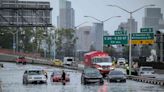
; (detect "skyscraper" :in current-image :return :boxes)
[76,26,92,51]
[118,18,138,34]
[92,23,103,51]
[143,8,163,32]
[57,0,75,29]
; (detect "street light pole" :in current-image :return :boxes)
[107,4,155,75]
[7,30,18,54]
[84,15,121,51]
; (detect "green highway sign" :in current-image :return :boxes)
[131,33,154,40]
[114,30,127,35]
[103,36,128,45]
[140,28,153,33]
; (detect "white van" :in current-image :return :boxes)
[63,57,74,66]
[117,58,126,66]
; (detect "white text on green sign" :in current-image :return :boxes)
[115,30,127,35]
[103,36,128,45]
[131,33,154,40]
[140,28,153,33]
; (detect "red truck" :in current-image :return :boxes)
[83,51,114,77]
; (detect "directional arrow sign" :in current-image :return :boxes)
[131,40,155,45]
[131,33,154,40]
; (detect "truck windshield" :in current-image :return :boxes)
[67,59,73,61]
[92,56,112,63]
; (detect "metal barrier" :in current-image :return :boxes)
[127,75,164,86]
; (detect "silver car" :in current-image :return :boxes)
[23,69,47,84]
[138,66,155,78]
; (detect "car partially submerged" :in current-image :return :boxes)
[50,70,70,82]
[107,70,126,82]
[81,68,104,85]
[23,69,47,84]
[138,66,155,78]
[16,56,27,64]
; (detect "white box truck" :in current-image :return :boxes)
[63,57,74,66]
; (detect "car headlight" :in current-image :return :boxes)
[99,75,103,78]
[108,76,112,79]
[110,67,114,70]
[28,76,32,79]
[84,75,90,78]
[97,67,103,70]
[43,76,47,79]
[123,76,126,79]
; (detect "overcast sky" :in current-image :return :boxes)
[25,0,164,35]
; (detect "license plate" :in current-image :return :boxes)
[116,79,120,82]
[34,77,42,79]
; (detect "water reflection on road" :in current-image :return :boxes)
[0,62,164,92]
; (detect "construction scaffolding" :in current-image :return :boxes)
[0,0,53,27]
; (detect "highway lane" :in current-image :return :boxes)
[0,62,164,92]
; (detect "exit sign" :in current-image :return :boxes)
[114,30,127,35]
[140,28,153,33]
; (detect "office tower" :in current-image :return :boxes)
[118,18,138,34]
[143,8,163,32]
[92,23,103,51]
[76,26,92,51]
[57,0,75,29]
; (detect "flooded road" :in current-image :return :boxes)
[0,62,164,92]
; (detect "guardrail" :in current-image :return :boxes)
[127,75,164,86]
[0,53,84,71]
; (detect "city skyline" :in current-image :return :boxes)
[24,0,164,34]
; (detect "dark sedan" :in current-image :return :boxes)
[81,68,104,85]
[107,70,126,83]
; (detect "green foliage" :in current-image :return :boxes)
[55,28,77,59]
[0,27,51,55]
[140,45,151,57]
[103,46,116,57]
[0,27,13,49]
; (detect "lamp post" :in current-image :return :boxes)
[84,15,121,51]
[7,30,18,54]
[107,4,155,75]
